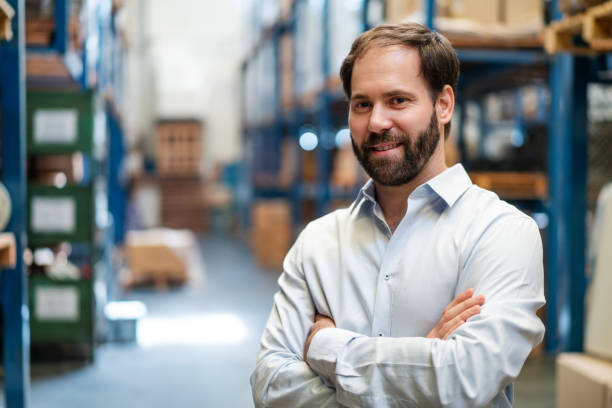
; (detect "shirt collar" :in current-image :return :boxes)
[349,178,376,215]
[425,163,472,207]
[350,164,472,214]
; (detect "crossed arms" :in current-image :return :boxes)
[251,216,545,407]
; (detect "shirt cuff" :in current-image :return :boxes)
[307,327,359,382]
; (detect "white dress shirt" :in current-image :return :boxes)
[251,164,546,407]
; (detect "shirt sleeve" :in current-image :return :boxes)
[250,230,342,408]
[306,215,546,408]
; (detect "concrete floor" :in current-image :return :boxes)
[20,235,555,407]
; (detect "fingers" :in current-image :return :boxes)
[440,304,481,339]
[446,288,474,310]
[446,293,485,320]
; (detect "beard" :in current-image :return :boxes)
[351,111,441,186]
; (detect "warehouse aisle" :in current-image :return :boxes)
[29,235,280,408]
[25,233,555,407]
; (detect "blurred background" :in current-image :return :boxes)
[0,0,611,407]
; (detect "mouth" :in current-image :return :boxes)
[368,142,402,153]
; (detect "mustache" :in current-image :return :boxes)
[363,131,408,148]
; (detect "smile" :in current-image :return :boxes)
[370,143,401,152]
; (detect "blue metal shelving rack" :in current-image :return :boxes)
[424,0,589,354]
[546,0,588,353]
[242,0,592,355]
[0,0,30,406]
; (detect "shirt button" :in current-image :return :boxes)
[378,332,383,337]
[384,274,390,280]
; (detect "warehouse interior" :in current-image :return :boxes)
[0,0,612,406]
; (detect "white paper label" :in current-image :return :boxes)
[33,109,78,144]
[31,197,76,233]
[35,286,80,321]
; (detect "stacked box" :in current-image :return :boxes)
[29,154,84,185]
[251,200,292,268]
[386,0,543,33]
[155,120,203,177]
[556,353,612,408]
[124,229,195,288]
[450,0,500,25]
[159,178,208,232]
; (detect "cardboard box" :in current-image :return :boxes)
[556,353,612,408]
[251,200,292,268]
[124,229,195,288]
[585,186,612,360]
[155,120,203,177]
[450,0,500,25]
[386,0,421,23]
[503,0,544,29]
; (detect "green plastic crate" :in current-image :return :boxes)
[29,276,94,344]
[27,90,94,155]
[27,184,93,246]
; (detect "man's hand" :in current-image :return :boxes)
[304,313,336,359]
[303,288,484,360]
[427,288,485,340]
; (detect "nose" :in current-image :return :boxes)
[367,104,392,135]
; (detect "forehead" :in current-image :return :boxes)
[351,45,427,96]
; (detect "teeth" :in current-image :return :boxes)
[373,144,399,151]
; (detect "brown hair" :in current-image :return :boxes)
[340,23,459,138]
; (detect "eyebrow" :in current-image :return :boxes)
[351,90,416,101]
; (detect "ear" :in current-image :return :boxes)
[435,84,455,131]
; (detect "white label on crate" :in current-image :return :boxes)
[31,197,76,233]
[35,286,79,321]
[33,109,78,144]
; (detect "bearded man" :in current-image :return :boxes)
[251,22,545,407]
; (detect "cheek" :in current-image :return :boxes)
[349,114,368,135]
[395,109,433,132]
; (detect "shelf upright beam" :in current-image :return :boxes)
[425,0,435,30]
[316,0,331,216]
[0,0,30,406]
[53,0,68,54]
[547,53,588,353]
[546,0,589,353]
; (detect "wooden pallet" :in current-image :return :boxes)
[545,0,612,53]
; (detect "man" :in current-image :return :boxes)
[251,23,545,407]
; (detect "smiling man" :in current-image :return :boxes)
[251,23,545,407]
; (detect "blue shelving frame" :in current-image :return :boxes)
[242,0,593,355]
[0,0,30,406]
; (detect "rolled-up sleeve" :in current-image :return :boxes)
[250,231,341,408]
[305,215,546,407]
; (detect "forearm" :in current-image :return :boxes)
[307,303,544,407]
[251,350,340,408]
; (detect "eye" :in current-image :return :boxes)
[352,101,371,112]
[391,97,408,105]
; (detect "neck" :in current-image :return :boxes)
[374,142,448,232]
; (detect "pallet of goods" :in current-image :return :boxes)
[386,0,544,46]
[154,119,208,232]
[123,229,196,290]
[545,0,612,53]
